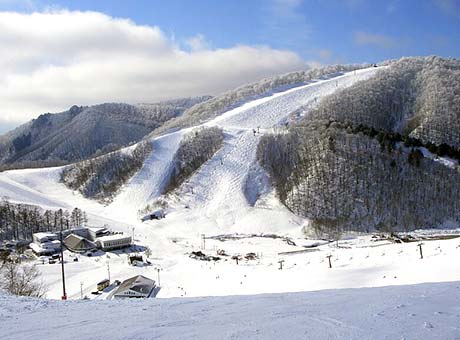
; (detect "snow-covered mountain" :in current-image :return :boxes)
[0,65,380,224]
[0,97,210,170]
[1,58,460,304]
[259,56,460,233]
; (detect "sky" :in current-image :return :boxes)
[0,0,459,133]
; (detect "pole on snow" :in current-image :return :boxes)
[327,255,333,269]
[418,243,424,259]
[201,234,206,250]
[278,260,284,270]
[60,215,67,300]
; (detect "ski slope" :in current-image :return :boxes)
[110,67,382,227]
[0,67,381,228]
[1,281,460,340]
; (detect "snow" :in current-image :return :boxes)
[32,232,58,240]
[1,66,460,336]
[419,146,459,169]
[5,66,460,303]
[1,281,460,340]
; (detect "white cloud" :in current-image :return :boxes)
[186,34,210,51]
[0,10,306,128]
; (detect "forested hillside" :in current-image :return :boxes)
[60,141,153,203]
[258,56,460,234]
[164,127,224,194]
[300,56,460,147]
[0,97,209,171]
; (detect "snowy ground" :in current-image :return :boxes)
[2,66,460,302]
[34,233,460,300]
[1,281,460,340]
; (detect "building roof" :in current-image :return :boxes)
[33,232,58,240]
[114,275,155,296]
[29,242,59,253]
[97,234,132,242]
[89,227,108,234]
[64,234,96,252]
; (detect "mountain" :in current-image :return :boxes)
[0,97,211,170]
[1,58,460,303]
[0,64,380,227]
[258,56,460,234]
[2,57,459,235]
[152,63,369,136]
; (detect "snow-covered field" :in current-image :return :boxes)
[2,66,460,303]
[1,281,460,340]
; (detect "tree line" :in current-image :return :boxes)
[0,200,87,241]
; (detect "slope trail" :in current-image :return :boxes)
[172,67,382,226]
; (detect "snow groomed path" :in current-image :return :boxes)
[108,67,381,224]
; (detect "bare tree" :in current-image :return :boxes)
[0,261,45,297]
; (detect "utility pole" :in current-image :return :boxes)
[59,212,67,300]
[418,243,424,259]
[326,255,333,269]
[201,234,206,250]
[107,261,111,282]
[156,268,161,287]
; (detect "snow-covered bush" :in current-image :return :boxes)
[1,262,45,297]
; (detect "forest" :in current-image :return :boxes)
[0,201,86,242]
[60,141,152,202]
[164,127,224,194]
[258,56,460,235]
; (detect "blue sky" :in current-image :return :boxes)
[0,0,459,132]
[3,0,459,63]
